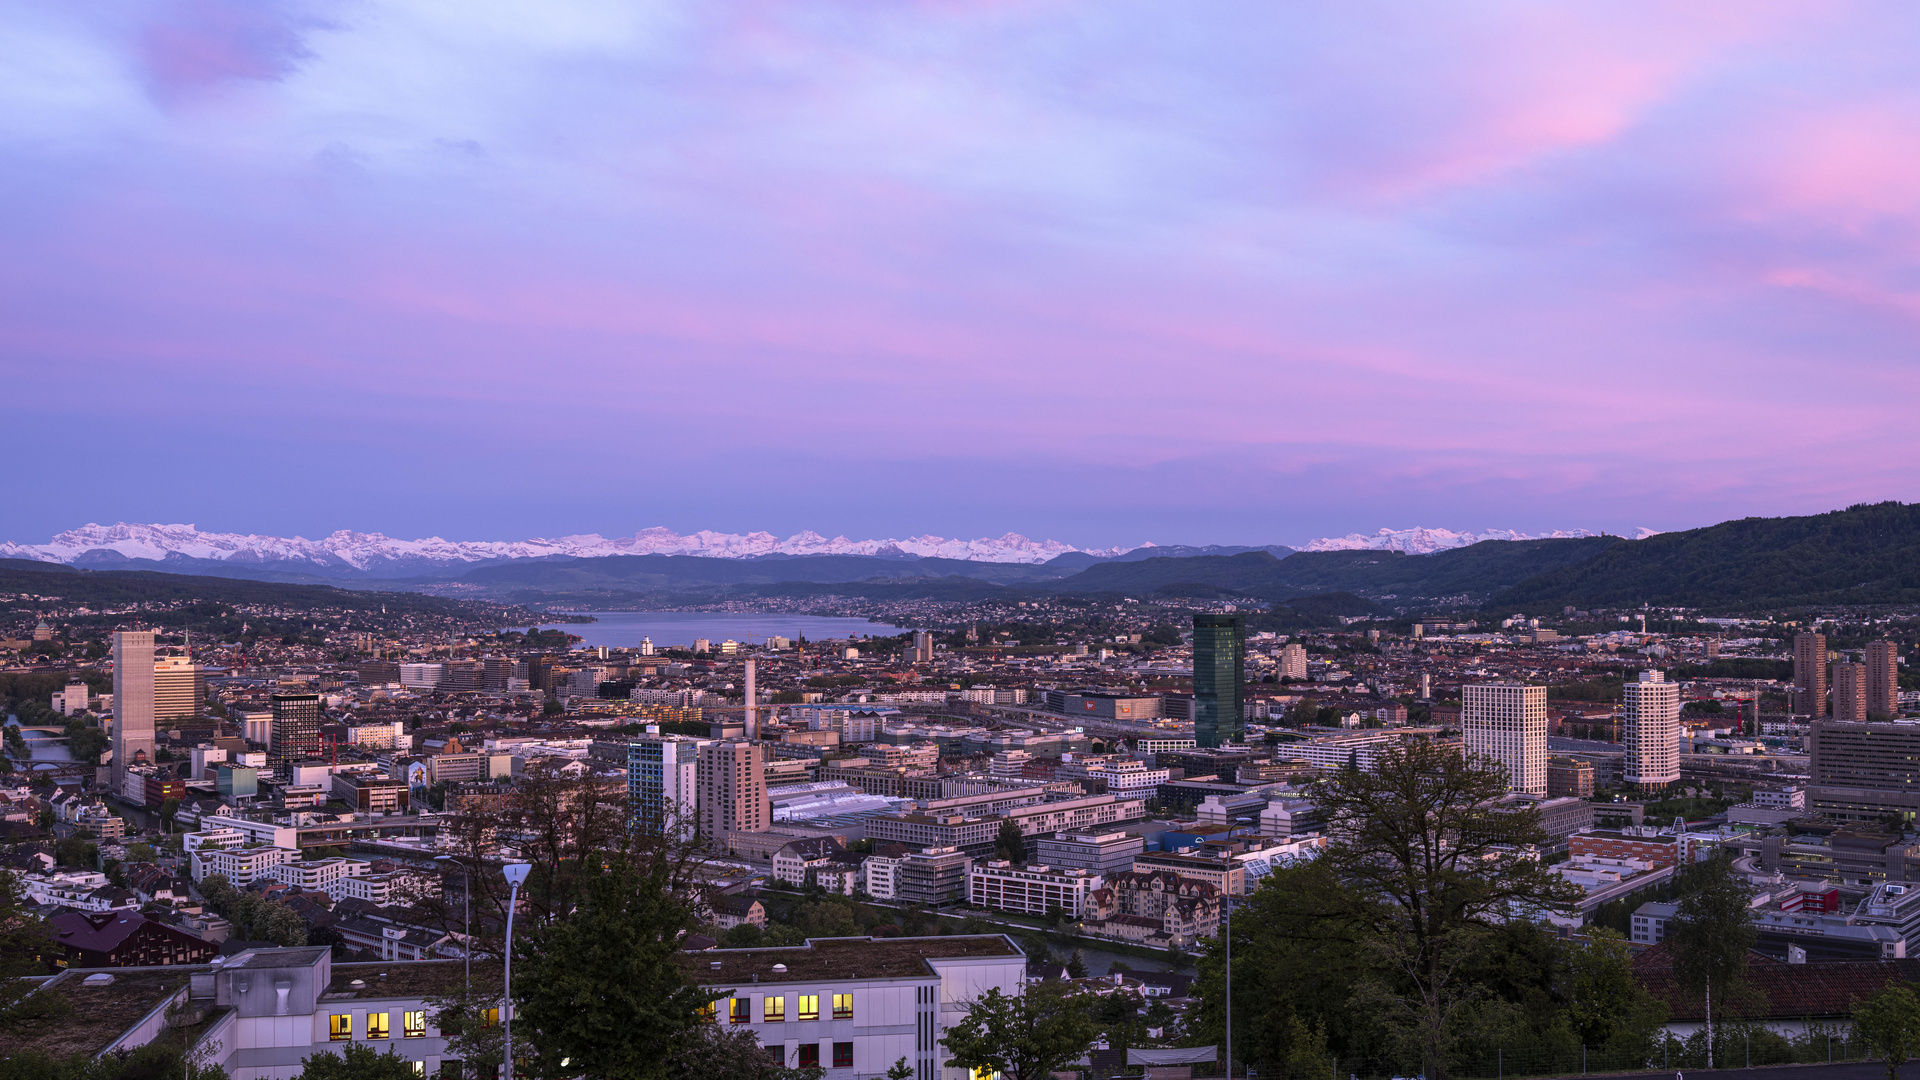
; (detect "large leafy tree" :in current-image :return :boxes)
[942,982,1098,1080]
[1560,927,1667,1051]
[1303,740,1583,1080]
[1664,851,1757,1066]
[664,1025,823,1080]
[512,855,716,1079]
[1856,984,1920,1080]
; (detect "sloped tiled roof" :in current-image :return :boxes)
[1634,940,1920,1021]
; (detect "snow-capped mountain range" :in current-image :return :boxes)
[0,521,1652,576]
[1301,526,1655,554]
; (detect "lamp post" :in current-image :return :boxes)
[501,861,531,1080]
[433,855,470,993]
[1224,816,1255,1078]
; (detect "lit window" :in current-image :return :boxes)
[731,998,751,1024]
[798,1045,821,1068]
[832,993,853,1020]
[697,1000,716,1024]
[411,1064,425,1076]
[330,1014,352,1041]
[482,1007,500,1028]
[404,1011,426,1038]
[798,995,819,1022]
[367,1012,390,1040]
[834,1042,853,1068]
[763,996,785,1022]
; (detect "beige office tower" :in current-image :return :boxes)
[1832,662,1869,723]
[1794,633,1829,717]
[1462,683,1547,794]
[153,657,206,720]
[698,740,770,841]
[1279,644,1308,680]
[1867,641,1901,719]
[1623,671,1681,792]
[111,630,156,782]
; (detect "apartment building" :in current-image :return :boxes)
[1623,671,1680,792]
[967,861,1102,917]
[700,740,772,840]
[865,795,1144,857]
[688,935,1025,1080]
[1463,683,1547,795]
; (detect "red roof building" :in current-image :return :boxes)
[51,911,219,970]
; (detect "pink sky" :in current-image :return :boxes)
[3,0,1917,548]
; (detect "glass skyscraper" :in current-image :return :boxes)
[1192,613,1245,748]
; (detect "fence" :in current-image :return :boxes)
[1140,1022,1869,1080]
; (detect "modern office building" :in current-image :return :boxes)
[686,935,1024,1080]
[1868,641,1901,719]
[1462,683,1547,794]
[1192,613,1246,748]
[1794,633,1829,718]
[1833,662,1870,724]
[629,732,710,838]
[1031,831,1146,876]
[699,740,771,840]
[267,694,323,779]
[1623,671,1681,793]
[1809,719,1920,823]
[1277,643,1308,681]
[111,630,156,785]
[967,861,1102,917]
[912,630,935,664]
[152,657,206,721]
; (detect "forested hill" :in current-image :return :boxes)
[1046,537,1618,605]
[1492,502,1920,611]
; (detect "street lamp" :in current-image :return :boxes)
[1224,816,1256,1079]
[433,856,470,992]
[501,861,531,1080]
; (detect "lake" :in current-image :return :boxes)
[518,611,910,650]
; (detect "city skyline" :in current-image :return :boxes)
[5,3,1919,545]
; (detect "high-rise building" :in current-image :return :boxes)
[698,740,770,840]
[1832,662,1870,724]
[1810,719,1920,823]
[1794,633,1829,718]
[111,630,156,784]
[1277,644,1307,681]
[1462,684,1547,794]
[912,630,935,664]
[1868,641,1901,720]
[1622,671,1681,792]
[1192,614,1245,748]
[629,733,710,839]
[743,658,758,740]
[153,657,206,721]
[267,694,323,779]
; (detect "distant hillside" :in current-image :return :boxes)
[0,564,525,631]
[1047,537,1617,605]
[1493,502,1920,611]
[449,553,1068,591]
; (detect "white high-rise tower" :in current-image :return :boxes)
[1623,670,1681,792]
[1462,683,1547,794]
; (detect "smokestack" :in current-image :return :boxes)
[744,657,757,740]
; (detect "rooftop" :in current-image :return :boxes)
[0,968,192,1059]
[679,935,1021,986]
[323,959,497,1000]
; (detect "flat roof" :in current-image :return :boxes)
[680,935,1021,986]
[0,969,191,1059]
[324,960,497,1001]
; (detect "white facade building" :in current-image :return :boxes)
[967,862,1102,917]
[1463,683,1548,795]
[863,852,904,901]
[696,935,1025,1080]
[193,844,299,886]
[1623,670,1681,792]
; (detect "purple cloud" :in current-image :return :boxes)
[0,1,1914,548]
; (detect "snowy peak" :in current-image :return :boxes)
[0,522,1135,570]
[1299,526,1605,555]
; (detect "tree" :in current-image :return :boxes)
[995,819,1027,863]
[54,835,95,869]
[1304,740,1583,1080]
[1856,984,1920,1080]
[1665,852,1757,1067]
[942,982,1098,1080]
[298,1042,420,1079]
[665,1024,823,1080]
[0,871,55,1017]
[1064,949,1088,979]
[513,855,716,1079]
[885,1058,915,1080]
[1561,927,1666,1050]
